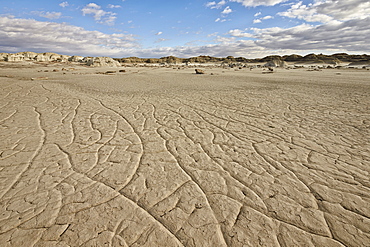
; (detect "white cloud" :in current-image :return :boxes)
[215,18,227,22]
[253,15,273,23]
[228,29,254,37]
[215,36,236,43]
[206,0,227,9]
[206,1,217,7]
[0,16,137,56]
[155,32,163,35]
[59,2,69,8]
[313,0,370,20]
[107,4,121,9]
[221,6,233,15]
[254,12,261,17]
[229,0,288,7]
[278,0,370,23]
[32,11,62,20]
[82,3,117,25]
[262,15,273,20]
[278,1,333,23]
[252,18,370,52]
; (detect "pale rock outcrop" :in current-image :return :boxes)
[48,53,62,61]
[68,56,84,62]
[7,54,25,62]
[2,52,71,62]
[264,60,288,67]
[35,54,49,62]
[59,55,71,62]
[35,53,69,62]
[0,53,9,61]
[86,57,121,67]
[21,52,38,61]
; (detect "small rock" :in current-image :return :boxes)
[195,69,205,74]
[119,70,126,73]
[31,77,48,81]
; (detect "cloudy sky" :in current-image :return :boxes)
[0,0,369,58]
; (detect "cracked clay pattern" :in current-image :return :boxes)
[0,68,369,246]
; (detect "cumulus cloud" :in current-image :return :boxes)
[59,2,69,8]
[253,18,370,52]
[253,15,273,23]
[279,0,370,23]
[0,16,137,56]
[229,0,288,7]
[215,18,227,22]
[33,11,62,20]
[262,15,273,20]
[278,1,333,23]
[206,0,227,9]
[82,3,117,25]
[226,14,370,55]
[155,31,163,35]
[228,29,254,37]
[206,1,217,7]
[313,0,370,20]
[221,6,233,15]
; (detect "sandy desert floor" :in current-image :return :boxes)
[0,63,369,246]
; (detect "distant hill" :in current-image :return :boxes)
[114,53,370,65]
[1,52,370,65]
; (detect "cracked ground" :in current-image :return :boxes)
[0,65,369,246]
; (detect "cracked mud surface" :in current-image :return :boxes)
[0,66,369,246]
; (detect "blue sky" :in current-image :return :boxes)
[0,0,369,58]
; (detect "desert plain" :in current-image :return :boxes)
[0,62,369,247]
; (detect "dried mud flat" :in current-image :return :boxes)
[0,64,369,247]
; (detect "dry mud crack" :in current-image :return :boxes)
[0,67,369,246]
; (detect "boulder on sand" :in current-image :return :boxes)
[195,69,205,74]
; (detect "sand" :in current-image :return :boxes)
[0,63,369,246]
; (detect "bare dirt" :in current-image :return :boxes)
[0,64,369,246]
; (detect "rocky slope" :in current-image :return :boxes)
[115,53,370,65]
[0,52,120,67]
[1,52,369,66]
